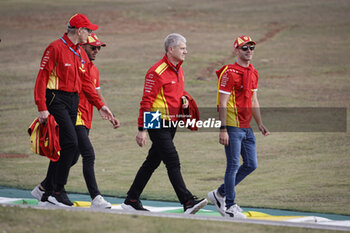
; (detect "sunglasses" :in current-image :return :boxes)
[90,46,101,51]
[240,45,255,51]
[82,27,92,34]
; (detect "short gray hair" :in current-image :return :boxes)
[67,26,77,34]
[164,33,186,52]
[67,23,77,34]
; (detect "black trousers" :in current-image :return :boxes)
[41,89,79,192]
[127,126,193,204]
[70,125,101,199]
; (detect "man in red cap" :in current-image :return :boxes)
[33,14,115,207]
[208,35,269,218]
[74,33,120,208]
[32,33,120,208]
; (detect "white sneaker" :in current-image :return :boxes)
[208,189,225,216]
[38,200,55,207]
[236,204,243,212]
[224,204,246,219]
[31,184,44,201]
[91,195,112,209]
[183,197,208,214]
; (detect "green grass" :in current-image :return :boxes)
[0,0,350,231]
[0,206,339,233]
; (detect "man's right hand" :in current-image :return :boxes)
[110,117,120,129]
[99,105,114,121]
[38,110,50,124]
[136,130,146,147]
[219,130,229,146]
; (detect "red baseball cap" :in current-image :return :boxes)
[68,13,98,31]
[234,35,256,48]
[85,33,106,47]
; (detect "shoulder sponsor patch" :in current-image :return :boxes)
[220,71,229,87]
[40,50,50,70]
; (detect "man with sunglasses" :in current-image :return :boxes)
[72,33,119,208]
[33,14,114,207]
[208,35,269,218]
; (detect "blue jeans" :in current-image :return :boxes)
[218,127,257,208]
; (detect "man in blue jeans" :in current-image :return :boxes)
[208,35,270,218]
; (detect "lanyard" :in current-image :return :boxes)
[171,66,179,82]
[60,37,85,66]
[171,66,178,74]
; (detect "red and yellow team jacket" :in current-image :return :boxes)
[138,54,186,127]
[216,62,259,128]
[76,62,100,129]
[34,33,104,112]
[28,115,60,162]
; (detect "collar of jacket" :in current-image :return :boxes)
[62,33,81,50]
[163,54,183,71]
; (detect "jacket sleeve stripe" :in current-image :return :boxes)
[155,62,168,76]
[216,65,229,106]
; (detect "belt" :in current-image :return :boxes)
[47,89,78,96]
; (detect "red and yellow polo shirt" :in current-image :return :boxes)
[216,62,259,128]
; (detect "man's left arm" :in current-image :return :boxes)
[81,73,113,121]
[96,89,107,105]
[252,91,270,136]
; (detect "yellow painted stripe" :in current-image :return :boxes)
[73,201,91,207]
[73,201,121,208]
[155,62,168,76]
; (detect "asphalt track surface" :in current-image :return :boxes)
[1,186,350,231]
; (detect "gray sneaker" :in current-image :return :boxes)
[236,204,243,212]
[91,195,112,209]
[31,184,44,201]
[224,204,246,219]
[208,189,225,216]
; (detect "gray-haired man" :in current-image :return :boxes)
[121,33,208,214]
